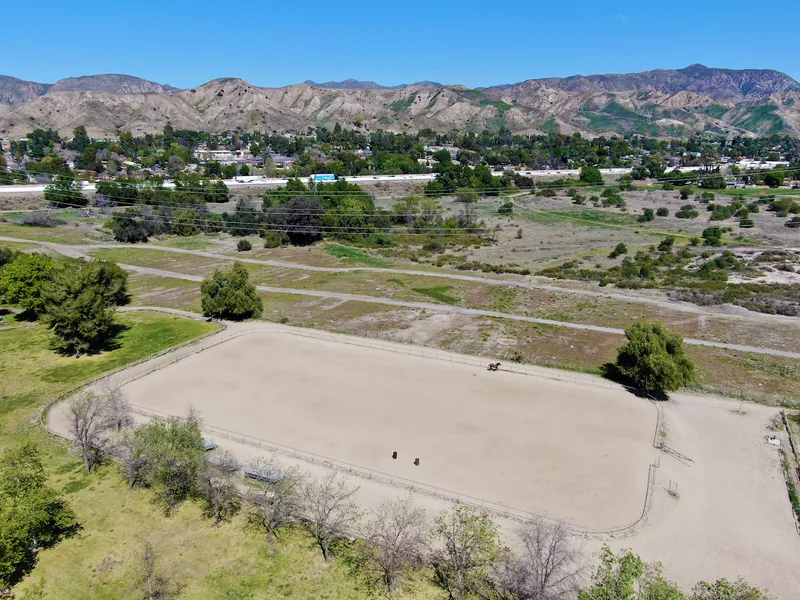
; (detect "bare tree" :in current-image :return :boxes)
[114,430,147,489]
[197,468,241,526]
[67,390,128,474]
[97,380,134,431]
[491,519,585,600]
[302,473,361,560]
[133,542,182,600]
[361,495,430,594]
[246,461,305,546]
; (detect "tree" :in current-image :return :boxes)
[43,171,87,208]
[134,413,206,513]
[246,460,304,545]
[690,578,771,600]
[67,388,131,474]
[236,239,252,252]
[580,166,604,185]
[578,547,684,600]
[0,444,78,588]
[114,430,148,489]
[0,252,54,315]
[200,262,263,320]
[133,541,183,600]
[763,171,784,188]
[239,164,250,176]
[361,496,430,593]
[302,473,361,560]
[197,468,241,525]
[40,258,128,354]
[702,227,723,247]
[431,505,501,600]
[491,518,586,600]
[615,323,695,394]
[656,207,669,217]
[679,188,691,200]
[264,195,325,245]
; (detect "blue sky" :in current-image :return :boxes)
[3,0,798,87]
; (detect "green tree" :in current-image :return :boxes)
[679,188,691,200]
[763,171,784,188]
[0,252,54,314]
[43,171,87,208]
[40,258,128,354]
[134,414,206,513]
[609,243,628,259]
[0,444,78,588]
[432,506,501,600]
[702,227,723,247]
[239,164,250,176]
[201,263,263,320]
[690,578,771,600]
[264,196,325,245]
[614,323,695,394]
[580,166,604,185]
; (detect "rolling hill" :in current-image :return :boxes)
[0,66,798,138]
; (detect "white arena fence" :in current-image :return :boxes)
[42,320,663,539]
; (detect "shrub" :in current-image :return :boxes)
[497,201,513,215]
[579,166,603,185]
[662,183,674,191]
[609,243,628,259]
[739,219,755,228]
[702,227,723,246]
[655,207,669,217]
[614,322,695,393]
[263,231,289,248]
[690,237,701,246]
[786,217,800,229]
[657,236,676,252]
[236,239,252,252]
[679,187,691,200]
[21,211,66,228]
[637,208,654,223]
[676,205,699,219]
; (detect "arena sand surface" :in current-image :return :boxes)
[119,330,657,530]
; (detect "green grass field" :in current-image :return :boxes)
[1,308,434,599]
[325,243,393,268]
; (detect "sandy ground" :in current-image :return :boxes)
[47,324,800,598]
[110,330,657,530]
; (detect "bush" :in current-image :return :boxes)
[236,239,252,252]
[702,227,723,246]
[614,322,695,393]
[655,207,669,217]
[637,208,654,223]
[21,211,66,228]
[676,206,699,219]
[657,236,675,252]
[679,187,691,200]
[786,217,800,229]
[263,231,289,248]
[662,183,674,191]
[497,201,513,215]
[609,243,628,259]
[739,219,755,228]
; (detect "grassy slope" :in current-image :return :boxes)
[2,310,431,599]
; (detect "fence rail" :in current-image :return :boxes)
[46,321,662,539]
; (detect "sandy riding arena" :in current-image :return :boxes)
[117,329,658,530]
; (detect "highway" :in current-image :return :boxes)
[0,166,702,196]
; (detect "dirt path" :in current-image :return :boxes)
[4,236,800,358]
[3,235,796,324]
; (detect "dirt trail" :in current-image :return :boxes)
[4,236,800,358]
[3,235,796,324]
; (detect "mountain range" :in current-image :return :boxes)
[1,65,798,139]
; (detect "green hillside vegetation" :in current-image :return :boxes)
[733,104,785,134]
